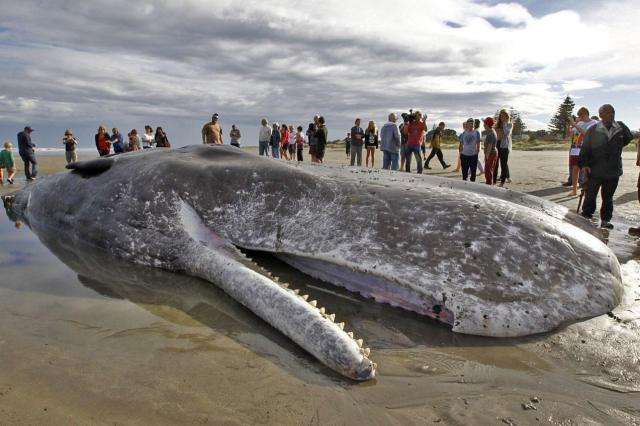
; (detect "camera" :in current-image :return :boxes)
[401,109,417,123]
[401,109,425,123]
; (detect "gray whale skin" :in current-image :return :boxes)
[1,145,623,381]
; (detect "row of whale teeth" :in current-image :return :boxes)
[242,252,371,359]
[279,279,371,359]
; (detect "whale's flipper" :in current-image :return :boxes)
[178,201,376,380]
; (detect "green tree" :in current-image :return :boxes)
[510,109,526,136]
[549,96,575,137]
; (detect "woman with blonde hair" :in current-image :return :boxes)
[495,109,513,187]
[364,120,379,168]
[94,125,111,157]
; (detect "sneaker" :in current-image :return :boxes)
[580,212,593,219]
[443,164,451,169]
[561,182,571,187]
[600,221,614,229]
[7,178,13,184]
[498,182,504,187]
[506,178,512,183]
[424,165,432,170]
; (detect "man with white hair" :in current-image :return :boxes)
[579,104,633,229]
[380,113,401,170]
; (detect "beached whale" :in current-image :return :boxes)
[2,145,623,380]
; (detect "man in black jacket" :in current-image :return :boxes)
[578,104,633,229]
[17,126,37,180]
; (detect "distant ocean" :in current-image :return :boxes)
[35,148,99,156]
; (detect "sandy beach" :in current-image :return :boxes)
[1,146,640,425]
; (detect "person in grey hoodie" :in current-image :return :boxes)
[380,113,401,170]
[579,104,633,229]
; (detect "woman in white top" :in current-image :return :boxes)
[287,125,296,160]
[141,125,155,149]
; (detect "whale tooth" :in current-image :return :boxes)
[338,322,345,330]
[363,348,371,357]
[319,308,326,314]
[347,332,354,338]
[301,295,309,301]
[273,276,280,282]
[327,314,335,322]
[356,339,363,348]
[309,300,317,307]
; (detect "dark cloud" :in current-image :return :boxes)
[1,0,616,145]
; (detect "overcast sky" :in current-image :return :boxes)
[0,0,638,148]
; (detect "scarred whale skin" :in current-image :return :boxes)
[2,145,622,376]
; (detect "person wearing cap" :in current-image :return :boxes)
[62,129,79,163]
[17,126,37,180]
[579,104,633,229]
[483,117,498,185]
[0,141,16,184]
[202,113,223,145]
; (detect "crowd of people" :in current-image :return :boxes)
[342,109,514,187]
[2,104,636,230]
[257,115,328,163]
[94,125,171,157]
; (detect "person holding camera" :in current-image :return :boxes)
[402,110,426,174]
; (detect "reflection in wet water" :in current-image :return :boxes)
[1,212,639,424]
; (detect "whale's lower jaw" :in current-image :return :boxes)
[179,201,376,380]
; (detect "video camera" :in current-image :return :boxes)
[401,109,425,123]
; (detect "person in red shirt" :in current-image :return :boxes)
[280,124,290,160]
[402,111,426,173]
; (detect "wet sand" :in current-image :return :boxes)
[1,147,640,424]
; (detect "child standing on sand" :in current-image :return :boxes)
[0,141,16,184]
